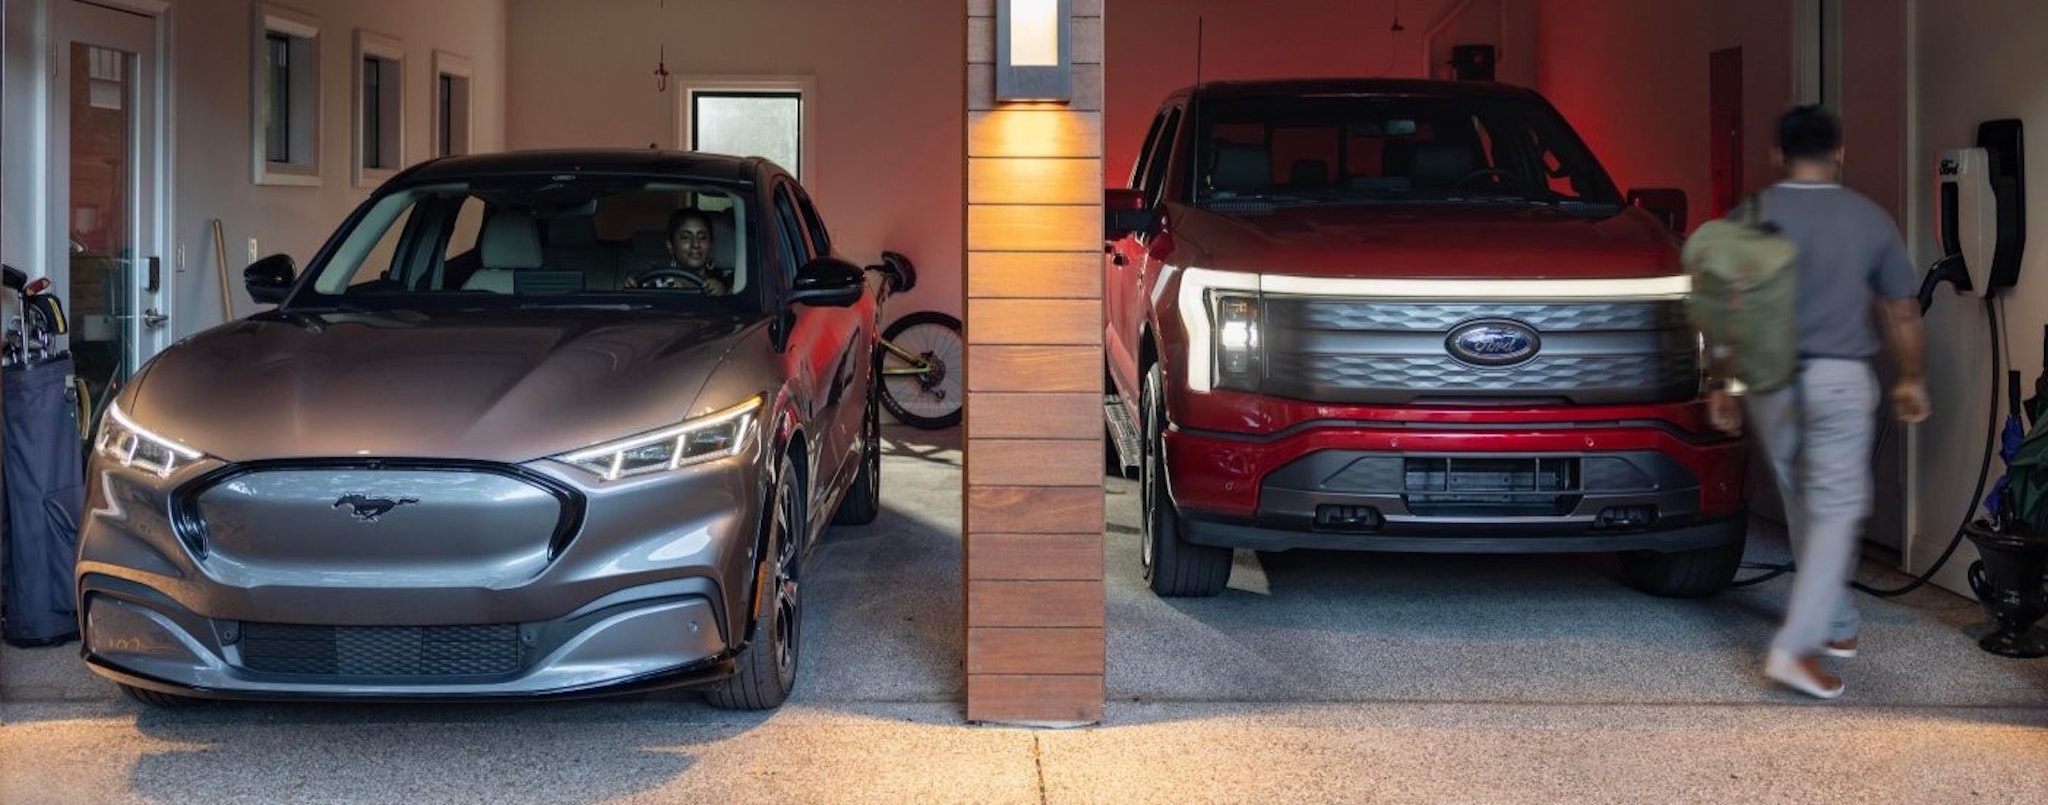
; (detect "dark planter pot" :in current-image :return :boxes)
[1964,520,2048,658]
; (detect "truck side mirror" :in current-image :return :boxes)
[244,253,297,304]
[1105,188,1151,239]
[1627,188,1689,232]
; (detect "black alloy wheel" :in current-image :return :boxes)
[707,454,805,709]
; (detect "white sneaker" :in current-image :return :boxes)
[1766,649,1844,700]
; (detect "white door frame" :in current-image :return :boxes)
[38,0,175,367]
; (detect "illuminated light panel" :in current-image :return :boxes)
[1009,0,1060,67]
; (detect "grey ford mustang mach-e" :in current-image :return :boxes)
[76,150,889,710]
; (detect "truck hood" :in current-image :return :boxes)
[124,308,758,464]
[1169,202,1682,280]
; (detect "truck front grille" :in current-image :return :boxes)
[1259,297,1699,406]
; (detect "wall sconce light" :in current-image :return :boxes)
[995,0,1071,103]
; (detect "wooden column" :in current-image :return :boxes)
[963,0,1106,726]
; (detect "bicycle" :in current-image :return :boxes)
[870,251,963,430]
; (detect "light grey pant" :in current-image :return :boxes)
[1743,358,1878,655]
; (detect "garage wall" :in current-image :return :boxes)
[502,0,964,322]
[1532,0,1795,232]
[1533,0,1906,231]
[1104,0,1531,185]
[1908,0,2048,593]
[0,0,510,337]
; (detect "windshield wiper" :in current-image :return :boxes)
[516,301,655,311]
[1199,192,1318,207]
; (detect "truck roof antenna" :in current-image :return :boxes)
[1195,15,1204,85]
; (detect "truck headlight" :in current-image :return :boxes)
[1210,291,1262,391]
[96,402,206,478]
[555,396,762,481]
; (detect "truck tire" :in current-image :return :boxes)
[1618,542,1744,598]
[1140,363,1232,597]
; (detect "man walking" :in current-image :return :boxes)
[1705,104,1929,699]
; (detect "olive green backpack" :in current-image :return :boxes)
[1680,194,1800,394]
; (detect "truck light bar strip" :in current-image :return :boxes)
[1176,268,1693,393]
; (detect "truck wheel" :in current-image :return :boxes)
[707,455,805,710]
[832,375,882,525]
[1140,363,1232,597]
[1619,542,1744,598]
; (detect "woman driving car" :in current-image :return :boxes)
[633,209,733,294]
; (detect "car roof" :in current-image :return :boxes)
[1176,77,1540,102]
[395,148,769,186]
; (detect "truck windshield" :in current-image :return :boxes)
[1192,93,1623,208]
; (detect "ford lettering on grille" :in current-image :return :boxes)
[1446,320,1541,367]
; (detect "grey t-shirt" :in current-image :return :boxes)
[1754,182,1918,360]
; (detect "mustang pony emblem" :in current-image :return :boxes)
[332,494,420,523]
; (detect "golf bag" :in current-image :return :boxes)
[2,351,85,646]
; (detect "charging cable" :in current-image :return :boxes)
[1729,291,2003,598]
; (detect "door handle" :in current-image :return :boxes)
[142,308,168,328]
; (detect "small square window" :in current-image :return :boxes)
[677,77,815,185]
[432,50,474,158]
[354,30,404,187]
[252,4,321,186]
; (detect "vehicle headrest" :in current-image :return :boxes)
[1288,159,1330,187]
[629,230,669,259]
[700,208,736,270]
[480,210,543,270]
[1209,141,1272,194]
[544,215,598,248]
[1381,140,1418,177]
[1411,143,1476,187]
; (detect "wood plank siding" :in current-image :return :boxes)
[963,0,1106,726]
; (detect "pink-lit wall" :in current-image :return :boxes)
[504,0,964,321]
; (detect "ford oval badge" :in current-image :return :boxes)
[1446,320,1541,367]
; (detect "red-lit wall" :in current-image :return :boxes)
[1104,0,1529,188]
[1531,0,1904,232]
[1532,0,1803,233]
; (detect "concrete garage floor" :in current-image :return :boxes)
[2,427,2045,804]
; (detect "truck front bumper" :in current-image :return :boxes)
[1164,417,1748,554]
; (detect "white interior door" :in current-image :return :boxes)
[50,0,163,398]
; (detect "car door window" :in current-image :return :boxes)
[442,195,486,262]
[1139,108,1183,208]
[350,210,411,288]
[793,187,833,257]
[1129,108,1170,190]
[773,183,813,279]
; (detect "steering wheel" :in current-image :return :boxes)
[631,268,709,291]
[1454,168,1518,189]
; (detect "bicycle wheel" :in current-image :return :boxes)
[879,311,963,429]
